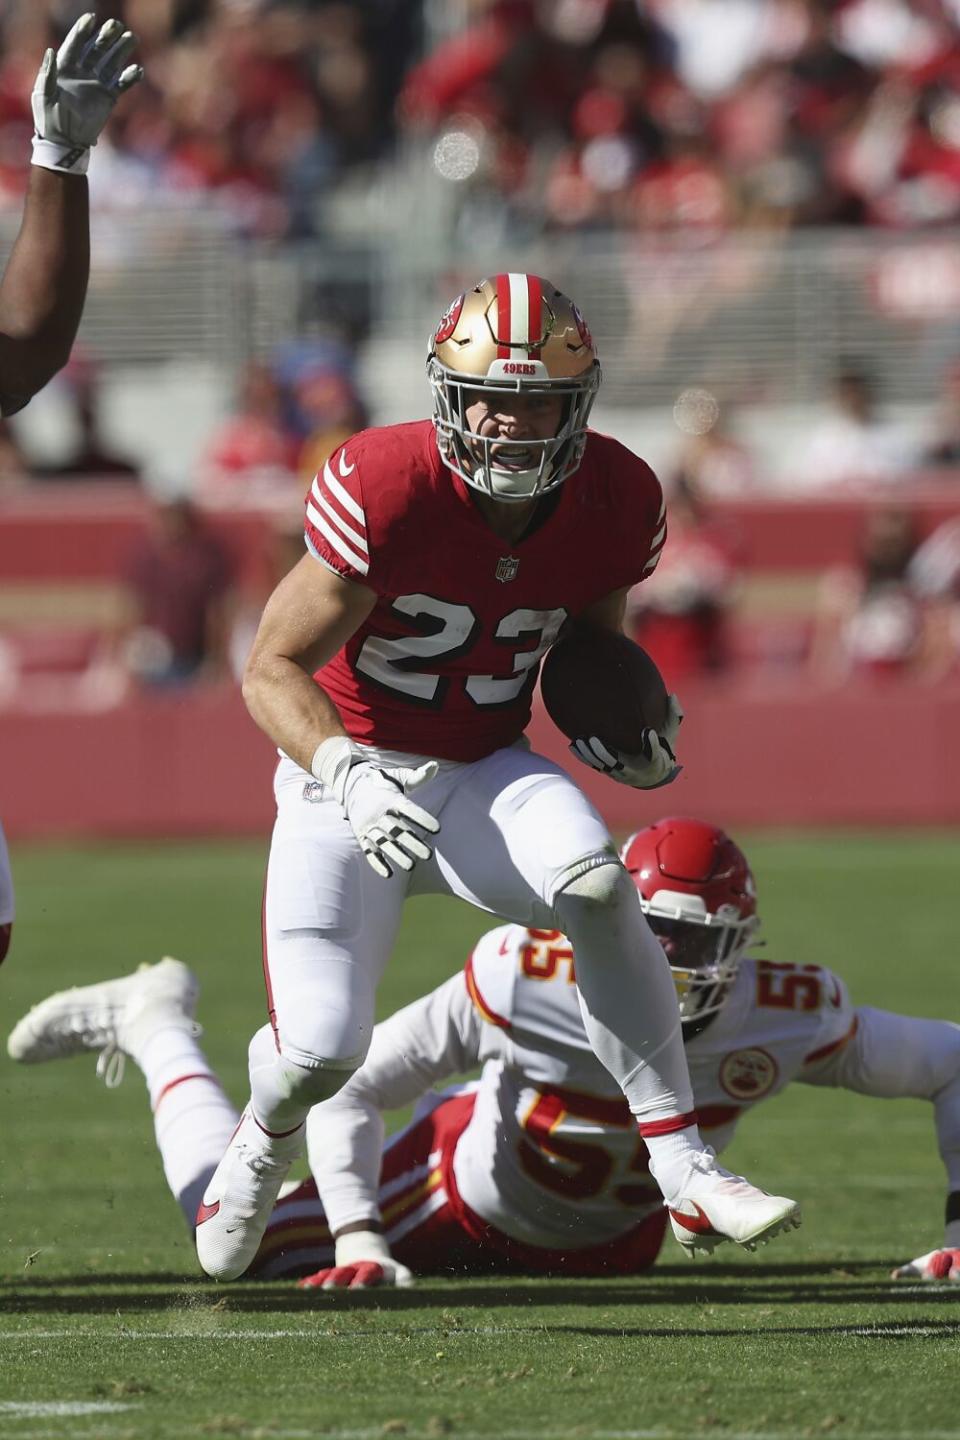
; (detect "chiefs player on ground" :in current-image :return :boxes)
[190,273,798,1281]
[9,818,958,1284]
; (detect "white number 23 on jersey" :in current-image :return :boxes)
[356,595,567,708]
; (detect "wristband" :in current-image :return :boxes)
[31,136,90,175]
[334,1229,391,1267]
[310,735,355,791]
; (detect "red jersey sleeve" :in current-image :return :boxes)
[304,441,373,586]
[575,435,667,597]
[613,444,667,588]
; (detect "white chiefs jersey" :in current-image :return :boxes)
[316,923,858,1253]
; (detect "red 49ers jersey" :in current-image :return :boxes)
[304,419,665,761]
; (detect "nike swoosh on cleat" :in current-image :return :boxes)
[669,1202,720,1236]
[338,452,355,477]
[195,1200,220,1224]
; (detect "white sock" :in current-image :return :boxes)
[643,1125,713,1207]
[126,1018,239,1227]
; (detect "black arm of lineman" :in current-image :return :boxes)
[0,165,90,417]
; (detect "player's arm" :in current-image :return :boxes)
[242,552,374,766]
[800,1004,960,1277]
[0,16,142,417]
[566,585,683,790]
[300,973,485,1290]
[243,552,440,878]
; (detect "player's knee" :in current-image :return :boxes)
[553,857,633,922]
[271,1050,363,1109]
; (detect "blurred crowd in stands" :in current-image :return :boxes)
[2,0,960,702]
[2,0,959,237]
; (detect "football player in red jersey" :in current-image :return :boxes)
[194,275,799,1281]
[0,14,142,419]
[9,818,958,1285]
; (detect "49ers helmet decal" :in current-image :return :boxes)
[427,273,601,503]
[621,817,760,1027]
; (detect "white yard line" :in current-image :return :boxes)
[0,1402,134,1416]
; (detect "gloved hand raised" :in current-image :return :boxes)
[32,13,143,175]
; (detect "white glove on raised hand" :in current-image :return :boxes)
[570,693,684,790]
[296,1229,415,1290]
[31,13,143,175]
[311,735,440,880]
[890,1247,960,1282]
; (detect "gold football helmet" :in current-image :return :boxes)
[427,273,601,502]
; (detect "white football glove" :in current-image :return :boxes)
[31,14,143,176]
[297,1229,415,1290]
[890,1247,960,1282]
[311,736,440,880]
[570,693,684,789]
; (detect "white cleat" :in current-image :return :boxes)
[667,1154,801,1257]
[195,1107,304,1282]
[6,957,199,1086]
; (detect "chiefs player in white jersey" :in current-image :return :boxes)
[193,273,799,1281]
[9,817,958,1284]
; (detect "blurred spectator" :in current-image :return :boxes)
[122,498,235,686]
[198,360,300,506]
[626,475,741,684]
[922,361,960,467]
[793,366,914,491]
[273,339,367,479]
[808,504,929,680]
[907,515,960,680]
[30,351,139,483]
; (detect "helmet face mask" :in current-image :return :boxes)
[427,273,601,503]
[621,818,761,1033]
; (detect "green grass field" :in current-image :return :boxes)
[1,833,959,1440]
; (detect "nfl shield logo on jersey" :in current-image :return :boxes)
[495,555,519,583]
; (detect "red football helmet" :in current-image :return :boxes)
[621,817,759,1026]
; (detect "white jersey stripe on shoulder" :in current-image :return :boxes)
[319,459,365,525]
[650,520,666,550]
[508,272,530,347]
[310,478,368,554]
[306,503,369,575]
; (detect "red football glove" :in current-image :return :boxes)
[890,1248,960,1281]
[297,1230,414,1290]
[299,1261,388,1291]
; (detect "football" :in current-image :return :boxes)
[539,626,668,753]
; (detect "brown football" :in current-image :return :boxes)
[539,627,668,752]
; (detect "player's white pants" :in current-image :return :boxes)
[262,743,608,1053]
[254,744,694,1135]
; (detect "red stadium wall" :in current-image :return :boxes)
[3,482,959,838]
[2,679,958,840]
